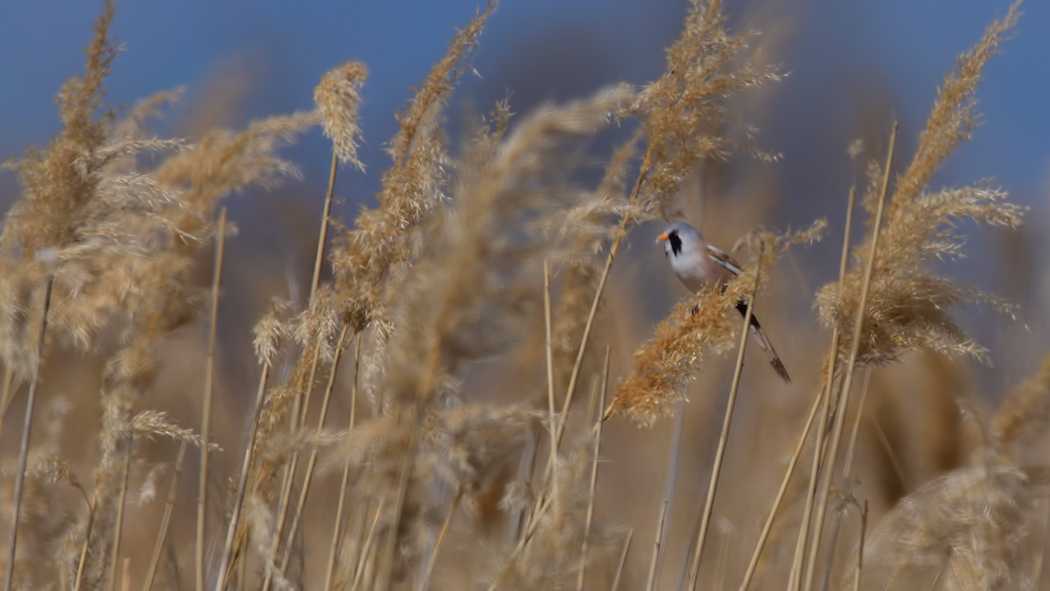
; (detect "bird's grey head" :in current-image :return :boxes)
[657,222,703,258]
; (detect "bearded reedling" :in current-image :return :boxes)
[658,221,791,383]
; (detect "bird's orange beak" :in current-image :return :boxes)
[656,233,669,242]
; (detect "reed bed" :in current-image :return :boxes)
[0,1,1043,591]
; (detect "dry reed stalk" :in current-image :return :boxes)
[569,173,644,425]
[739,386,825,591]
[801,122,898,591]
[815,367,874,591]
[2,275,54,591]
[73,495,99,591]
[107,443,132,591]
[788,183,857,591]
[214,362,272,591]
[686,246,765,591]
[645,500,670,591]
[376,434,415,591]
[646,399,686,591]
[852,500,868,591]
[120,559,131,591]
[323,336,361,591]
[843,368,873,478]
[926,555,950,591]
[278,324,350,574]
[143,441,188,591]
[610,530,634,591]
[417,489,463,591]
[313,151,338,298]
[1033,503,1050,590]
[261,344,322,591]
[236,545,247,591]
[197,207,227,591]
[0,368,15,437]
[350,501,385,591]
[544,261,560,485]
[576,348,610,591]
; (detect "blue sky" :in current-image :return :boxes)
[1,0,1046,207]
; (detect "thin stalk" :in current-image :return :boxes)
[843,368,873,479]
[507,168,649,589]
[739,387,825,591]
[3,275,55,591]
[214,360,272,591]
[802,121,898,591]
[789,178,859,591]
[279,324,351,574]
[198,208,228,591]
[73,495,99,591]
[236,539,247,591]
[262,344,321,591]
[869,417,911,490]
[543,261,560,488]
[646,399,686,591]
[418,489,463,591]
[852,501,868,591]
[576,348,610,591]
[924,552,950,591]
[312,151,338,299]
[144,441,189,591]
[350,501,385,591]
[610,530,634,591]
[323,336,362,591]
[570,168,645,430]
[686,248,765,591]
[788,357,835,591]
[0,367,15,440]
[645,500,670,591]
[108,443,133,591]
[261,147,334,585]
[376,429,415,591]
[817,368,875,591]
[1032,500,1050,590]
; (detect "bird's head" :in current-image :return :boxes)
[657,222,703,258]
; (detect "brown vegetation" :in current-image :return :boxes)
[0,1,1043,591]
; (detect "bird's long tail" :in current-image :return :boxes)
[735,300,791,384]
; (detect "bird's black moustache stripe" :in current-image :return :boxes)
[668,232,683,256]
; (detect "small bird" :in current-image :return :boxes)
[657,221,791,383]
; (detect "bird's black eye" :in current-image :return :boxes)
[668,231,683,256]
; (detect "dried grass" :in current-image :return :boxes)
[0,3,1045,591]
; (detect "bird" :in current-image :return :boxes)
[657,221,791,384]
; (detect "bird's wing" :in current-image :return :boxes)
[705,244,743,277]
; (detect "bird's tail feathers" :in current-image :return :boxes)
[735,301,791,384]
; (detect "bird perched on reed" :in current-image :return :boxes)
[658,221,791,383]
